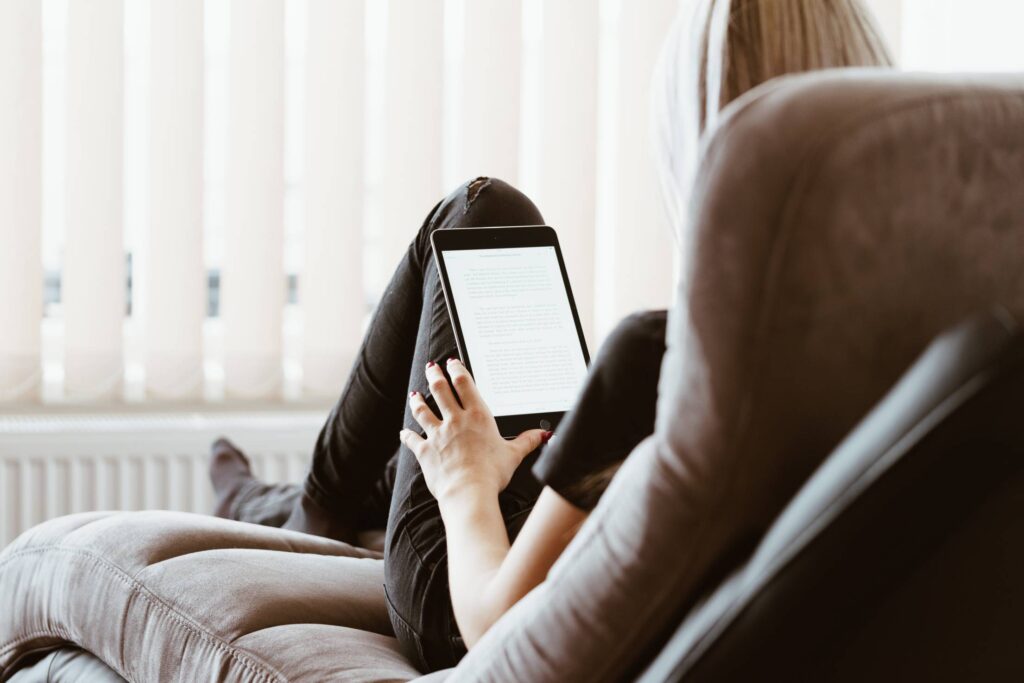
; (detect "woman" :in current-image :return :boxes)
[210,0,893,672]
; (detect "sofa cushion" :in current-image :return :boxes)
[0,511,421,682]
[7,648,123,682]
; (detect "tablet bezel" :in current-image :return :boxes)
[431,225,591,437]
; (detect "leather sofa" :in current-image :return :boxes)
[3,70,1024,681]
[639,308,1024,682]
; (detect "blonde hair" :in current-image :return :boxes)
[570,0,894,506]
[655,0,894,239]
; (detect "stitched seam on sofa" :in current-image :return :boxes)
[44,646,56,682]
[0,630,67,657]
[682,89,1024,665]
[0,566,270,683]
[140,543,383,578]
[0,545,288,683]
[0,629,74,669]
[0,623,87,657]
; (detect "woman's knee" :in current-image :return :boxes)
[591,310,669,383]
[458,176,537,218]
[426,177,544,237]
[603,310,668,355]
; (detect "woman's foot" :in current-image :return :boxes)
[210,437,253,519]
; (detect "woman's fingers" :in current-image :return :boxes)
[511,429,553,458]
[445,358,485,411]
[425,361,460,418]
[399,429,426,457]
[408,391,441,432]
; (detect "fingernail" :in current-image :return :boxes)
[447,357,458,364]
[541,431,554,443]
[426,360,435,368]
[410,391,418,397]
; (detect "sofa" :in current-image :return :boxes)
[639,308,1024,681]
[3,70,1024,681]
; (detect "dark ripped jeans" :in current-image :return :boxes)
[371,179,548,669]
[226,177,666,672]
[260,178,548,670]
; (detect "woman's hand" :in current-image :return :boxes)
[400,358,550,503]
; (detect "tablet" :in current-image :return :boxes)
[431,226,591,436]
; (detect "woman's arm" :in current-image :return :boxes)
[439,486,586,647]
[399,358,587,646]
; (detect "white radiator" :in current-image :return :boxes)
[0,409,326,548]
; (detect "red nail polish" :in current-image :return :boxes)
[541,431,553,443]
[410,391,418,397]
[426,361,436,368]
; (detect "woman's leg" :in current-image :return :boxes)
[210,437,301,525]
[211,437,401,534]
[210,178,546,543]
[209,436,400,530]
[380,180,552,671]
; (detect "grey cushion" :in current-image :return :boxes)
[8,647,123,682]
[0,512,419,682]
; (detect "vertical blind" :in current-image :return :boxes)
[2,0,683,405]
[0,1,42,402]
[63,0,124,401]
[222,0,286,400]
[2,0,1017,406]
[147,0,205,401]
[302,0,366,399]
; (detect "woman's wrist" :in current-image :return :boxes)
[436,469,502,502]
[437,481,499,520]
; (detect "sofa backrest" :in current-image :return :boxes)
[640,309,1024,681]
[445,71,1024,682]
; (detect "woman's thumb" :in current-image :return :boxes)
[513,429,553,456]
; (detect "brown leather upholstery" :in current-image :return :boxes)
[2,71,1024,681]
[639,309,1024,681]
[448,70,1024,681]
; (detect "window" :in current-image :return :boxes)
[901,0,1024,72]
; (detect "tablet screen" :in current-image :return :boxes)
[442,246,589,418]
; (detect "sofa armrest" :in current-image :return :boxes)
[0,511,421,682]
